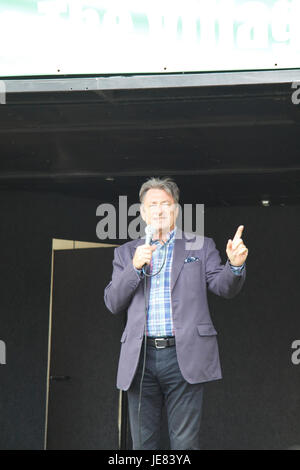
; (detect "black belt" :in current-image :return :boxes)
[147,336,176,349]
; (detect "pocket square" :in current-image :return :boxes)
[184,256,199,263]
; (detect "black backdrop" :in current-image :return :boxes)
[0,188,299,449]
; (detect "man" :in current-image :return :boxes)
[104,177,248,450]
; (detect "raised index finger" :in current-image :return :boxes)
[233,225,244,241]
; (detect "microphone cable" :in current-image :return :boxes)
[137,239,168,449]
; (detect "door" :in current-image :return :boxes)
[45,244,126,449]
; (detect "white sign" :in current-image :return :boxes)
[0,0,298,76]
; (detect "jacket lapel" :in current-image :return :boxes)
[171,229,192,292]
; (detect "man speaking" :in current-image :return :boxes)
[104,177,248,450]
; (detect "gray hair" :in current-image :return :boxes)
[139,177,180,204]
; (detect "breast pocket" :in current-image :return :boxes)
[183,259,201,276]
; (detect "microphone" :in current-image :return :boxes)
[145,224,156,246]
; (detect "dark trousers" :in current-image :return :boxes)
[127,342,204,450]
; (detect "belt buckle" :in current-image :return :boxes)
[154,338,166,349]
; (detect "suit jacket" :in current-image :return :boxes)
[104,228,246,390]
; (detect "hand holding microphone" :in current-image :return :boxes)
[132,225,157,270]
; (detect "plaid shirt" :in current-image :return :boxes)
[135,227,244,337]
[146,227,176,337]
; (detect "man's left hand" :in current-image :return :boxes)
[226,225,249,267]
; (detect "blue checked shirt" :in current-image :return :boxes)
[146,227,176,337]
[135,228,244,337]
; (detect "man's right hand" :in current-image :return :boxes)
[132,244,157,270]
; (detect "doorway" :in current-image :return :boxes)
[45,239,128,450]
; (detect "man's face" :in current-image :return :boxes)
[141,188,178,235]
